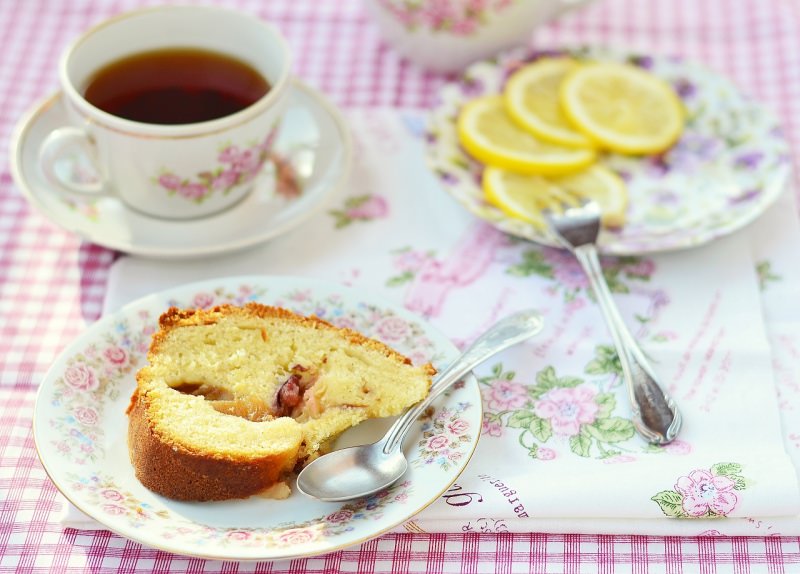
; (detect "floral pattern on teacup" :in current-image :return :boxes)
[651,463,749,518]
[426,47,790,254]
[376,0,518,36]
[155,129,291,203]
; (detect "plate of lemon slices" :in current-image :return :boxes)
[426,47,790,254]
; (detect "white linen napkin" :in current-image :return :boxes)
[59,109,800,535]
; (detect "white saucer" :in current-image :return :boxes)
[10,81,352,259]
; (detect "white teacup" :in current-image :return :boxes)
[364,0,593,73]
[39,5,292,220]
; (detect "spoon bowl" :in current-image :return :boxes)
[296,309,544,501]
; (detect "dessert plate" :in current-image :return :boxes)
[426,47,791,255]
[32,275,481,561]
[10,81,351,259]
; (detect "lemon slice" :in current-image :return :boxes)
[504,58,594,149]
[483,167,576,230]
[484,164,628,229]
[551,164,629,227]
[560,62,684,154]
[457,96,596,175]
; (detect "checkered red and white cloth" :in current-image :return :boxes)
[2,0,800,571]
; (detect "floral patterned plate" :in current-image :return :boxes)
[426,47,791,255]
[10,81,351,259]
[32,275,481,560]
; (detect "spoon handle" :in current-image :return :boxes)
[382,309,544,454]
[573,243,682,445]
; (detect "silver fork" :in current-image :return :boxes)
[545,200,682,445]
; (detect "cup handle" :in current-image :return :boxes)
[38,126,114,199]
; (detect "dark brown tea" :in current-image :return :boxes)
[83,48,270,124]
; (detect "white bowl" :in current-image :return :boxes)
[364,0,593,73]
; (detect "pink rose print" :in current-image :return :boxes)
[232,149,262,173]
[540,248,591,290]
[664,439,692,455]
[346,195,388,220]
[218,145,242,163]
[408,351,430,366]
[226,531,252,541]
[278,528,316,545]
[485,379,528,411]
[325,509,354,524]
[675,470,738,517]
[211,169,239,191]
[73,406,98,426]
[565,298,587,313]
[102,504,126,515]
[103,346,127,365]
[450,19,477,34]
[192,292,215,309]
[156,131,277,203]
[534,386,599,436]
[626,259,656,277]
[64,363,99,392]
[482,418,503,437]
[101,489,124,502]
[375,316,410,343]
[537,447,556,460]
[427,434,450,450]
[553,263,590,291]
[394,250,432,273]
[330,194,390,228]
[158,174,181,190]
[178,182,207,200]
[333,317,358,330]
[447,419,470,436]
[378,0,514,35]
[653,463,747,518]
[288,289,312,302]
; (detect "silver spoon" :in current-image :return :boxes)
[296,309,544,501]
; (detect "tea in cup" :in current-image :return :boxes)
[39,5,292,219]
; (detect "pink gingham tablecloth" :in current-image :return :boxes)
[2,0,800,572]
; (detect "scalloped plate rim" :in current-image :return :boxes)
[32,274,482,561]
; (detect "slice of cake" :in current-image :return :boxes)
[127,303,435,501]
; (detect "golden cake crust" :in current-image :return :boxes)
[127,303,435,501]
[127,388,297,501]
[151,303,426,371]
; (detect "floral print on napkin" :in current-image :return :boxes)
[651,463,749,518]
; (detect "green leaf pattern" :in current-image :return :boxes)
[480,363,635,460]
[506,247,656,303]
